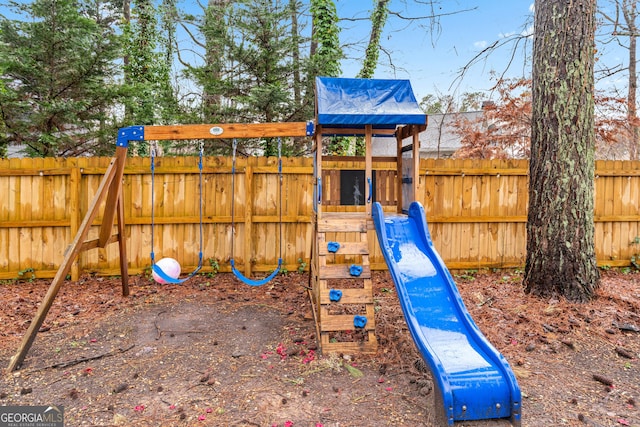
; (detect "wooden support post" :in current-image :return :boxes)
[412,129,420,203]
[365,125,373,217]
[117,189,129,296]
[69,163,81,280]
[315,125,323,222]
[396,132,404,214]
[99,147,127,247]
[7,148,127,373]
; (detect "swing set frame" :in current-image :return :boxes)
[6,121,314,373]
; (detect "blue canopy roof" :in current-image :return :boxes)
[315,77,426,130]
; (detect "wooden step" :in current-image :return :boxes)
[319,264,371,280]
[317,217,369,232]
[320,339,378,355]
[319,288,374,304]
[320,314,376,332]
[318,240,369,256]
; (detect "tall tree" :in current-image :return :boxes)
[599,0,639,159]
[309,0,341,78]
[351,0,390,155]
[524,0,600,301]
[227,0,302,155]
[310,0,347,155]
[356,0,390,79]
[121,0,177,129]
[0,0,121,157]
[199,0,231,123]
[0,26,8,158]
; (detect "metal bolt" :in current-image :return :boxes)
[462,405,467,412]
[496,403,501,409]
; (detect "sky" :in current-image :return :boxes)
[336,1,536,101]
[0,0,628,105]
[335,0,629,103]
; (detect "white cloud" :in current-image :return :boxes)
[474,40,488,49]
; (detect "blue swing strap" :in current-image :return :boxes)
[230,258,282,287]
[150,252,203,284]
[149,141,205,284]
[230,138,283,286]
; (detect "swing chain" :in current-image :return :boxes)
[150,140,159,158]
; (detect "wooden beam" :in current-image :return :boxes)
[116,191,129,296]
[397,123,427,140]
[365,125,373,217]
[7,153,124,373]
[315,125,323,221]
[318,127,397,136]
[412,129,420,203]
[99,146,127,247]
[143,122,311,140]
[396,132,403,213]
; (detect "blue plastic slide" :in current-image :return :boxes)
[372,201,521,426]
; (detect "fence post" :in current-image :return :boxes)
[244,162,254,277]
[69,159,81,281]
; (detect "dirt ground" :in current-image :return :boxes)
[0,269,638,427]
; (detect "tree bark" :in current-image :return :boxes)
[622,0,638,160]
[524,0,600,301]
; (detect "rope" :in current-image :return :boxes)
[150,141,204,284]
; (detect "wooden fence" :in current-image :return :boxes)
[1,157,639,280]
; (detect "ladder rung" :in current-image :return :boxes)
[319,264,371,279]
[320,314,376,331]
[320,339,378,355]
[317,218,369,232]
[320,289,374,304]
[318,241,369,256]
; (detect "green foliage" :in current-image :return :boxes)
[356,0,390,79]
[454,269,478,281]
[17,267,36,282]
[206,257,220,278]
[297,257,307,274]
[182,0,310,156]
[121,0,180,132]
[310,0,342,77]
[0,0,122,157]
[326,136,352,156]
[419,92,485,114]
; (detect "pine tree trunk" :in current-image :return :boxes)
[524,0,600,301]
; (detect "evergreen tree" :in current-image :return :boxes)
[0,26,8,158]
[122,0,178,127]
[185,0,301,156]
[0,0,121,157]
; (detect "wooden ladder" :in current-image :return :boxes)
[312,212,378,354]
